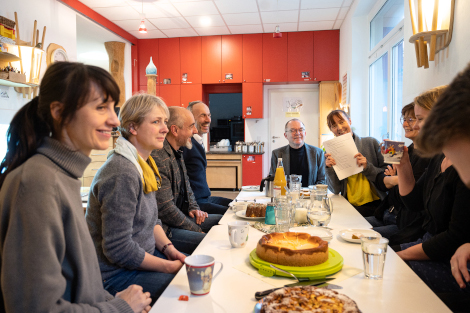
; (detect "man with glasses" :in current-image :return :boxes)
[269,119,326,187]
[152,107,222,254]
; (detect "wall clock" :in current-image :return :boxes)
[46,43,68,66]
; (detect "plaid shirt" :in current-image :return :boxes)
[151,139,202,233]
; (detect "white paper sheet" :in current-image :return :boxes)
[323,134,363,181]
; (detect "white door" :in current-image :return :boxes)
[267,86,319,173]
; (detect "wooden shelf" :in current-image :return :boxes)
[0,78,29,87]
[0,51,21,62]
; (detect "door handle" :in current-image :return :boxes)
[272,136,280,139]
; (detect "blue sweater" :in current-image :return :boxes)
[182,137,211,201]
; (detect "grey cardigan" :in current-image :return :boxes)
[269,143,326,185]
[0,138,131,313]
[151,140,202,233]
[325,133,387,200]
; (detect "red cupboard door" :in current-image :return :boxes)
[242,83,263,119]
[288,32,314,82]
[242,155,263,186]
[262,33,287,82]
[180,36,202,84]
[313,30,340,82]
[138,39,158,87]
[131,45,139,94]
[180,84,203,108]
[242,33,263,83]
[158,38,180,85]
[159,85,181,107]
[202,36,222,84]
[221,35,242,83]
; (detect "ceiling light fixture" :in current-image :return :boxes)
[200,16,212,27]
[138,0,147,34]
[273,25,282,38]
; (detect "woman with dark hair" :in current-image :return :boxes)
[365,103,429,243]
[0,62,151,313]
[86,94,185,304]
[324,110,387,217]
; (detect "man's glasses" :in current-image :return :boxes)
[400,116,416,125]
[287,128,305,134]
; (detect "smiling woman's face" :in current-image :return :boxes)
[63,85,119,156]
[413,105,431,132]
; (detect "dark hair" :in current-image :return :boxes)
[416,63,470,156]
[0,62,119,188]
[326,109,350,129]
[401,103,415,118]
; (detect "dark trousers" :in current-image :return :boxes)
[197,196,231,215]
[353,199,381,217]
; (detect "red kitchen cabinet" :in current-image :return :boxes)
[221,35,242,83]
[131,45,139,94]
[158,38,180,85]
[288,32,314,82]
[159,85,181,107]
[262,33,288,82]
[181,84,203,108]
[313,30,340,82]
[242,154,263,186]
[242,34,263,83]
[138,39,158,87]
[180,36,202,84]
[242,83,263,119]
[202,36,222,84]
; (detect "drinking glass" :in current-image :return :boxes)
[361,237,388,279]
[307,202,331,227]
[274,196,292,232]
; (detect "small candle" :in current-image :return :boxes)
[294,207,308,223]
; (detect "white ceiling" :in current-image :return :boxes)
[76,0,354,39]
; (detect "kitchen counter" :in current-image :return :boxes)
[206,151,265,155]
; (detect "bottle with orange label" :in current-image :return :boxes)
[273,158,287,197]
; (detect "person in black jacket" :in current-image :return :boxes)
[366,103,429,244]
[182,101,231,215]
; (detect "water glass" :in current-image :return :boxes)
[361,237,388,279]
[274,197,292,232]
[307,202,331,227]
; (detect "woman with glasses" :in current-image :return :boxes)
[393,86,470,295]
[325,110,387,217]
[365,103,429,243]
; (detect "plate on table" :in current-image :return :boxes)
[236,210,265,221]
[289,226,333,242]
[242,185,260,192]
[338,228,381,243]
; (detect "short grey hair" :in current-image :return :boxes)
[118,93,169,139]
[187,101,205,113]
[168,106,186,129]
[284,119,305,132]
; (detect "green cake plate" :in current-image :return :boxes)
[249,248,343,279]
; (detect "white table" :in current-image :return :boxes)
[151,192,451,313]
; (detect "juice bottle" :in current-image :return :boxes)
[273,158,287,197]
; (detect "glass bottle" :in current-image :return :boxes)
[273,158,287,197]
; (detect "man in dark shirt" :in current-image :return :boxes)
[269,119,326,187]
[152,107,222,254]
[183,101,231,214]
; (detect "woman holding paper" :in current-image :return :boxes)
[324,109,387,217]
[393,86,470,294]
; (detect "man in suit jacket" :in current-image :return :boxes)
[269,119,326,187]
[151,107,222,254]
[183,101,231,215]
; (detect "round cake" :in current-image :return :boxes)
[260,285,361,313]
[256,232,328,267]
[246,203,267,217]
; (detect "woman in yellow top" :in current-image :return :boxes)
[324,110,387,217]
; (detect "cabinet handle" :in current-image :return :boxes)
[223,80,225,82]
[244,80,246,82]
[219,80,220,82]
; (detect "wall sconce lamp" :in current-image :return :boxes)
[408,0,455,68]
[273,25,282,38]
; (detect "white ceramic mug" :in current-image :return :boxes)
[184,255,223,296]
[228,221,250,248]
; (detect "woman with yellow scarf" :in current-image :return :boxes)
[86,94,185,304]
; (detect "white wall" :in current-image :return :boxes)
[402,0,470,103]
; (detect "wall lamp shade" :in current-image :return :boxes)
[273,25,282,38]
[408,0,455,68]
[9,45,44,84]
[139,20,147,33]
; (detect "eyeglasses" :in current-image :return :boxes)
[400,116,416,125]
[287,128,305,134]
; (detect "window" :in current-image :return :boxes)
[368,0,404,141]
[0,124,8,165]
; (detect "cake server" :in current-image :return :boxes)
[254,279,336,300]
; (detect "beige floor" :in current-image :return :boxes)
[211,190,239,200]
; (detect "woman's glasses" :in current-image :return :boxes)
[400,116,416,125]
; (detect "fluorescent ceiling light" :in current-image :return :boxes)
[200,17,212,27]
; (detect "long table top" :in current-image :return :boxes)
[150,192,451,313]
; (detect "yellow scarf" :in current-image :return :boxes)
[346,173,380,206]
[137,155,162,194]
